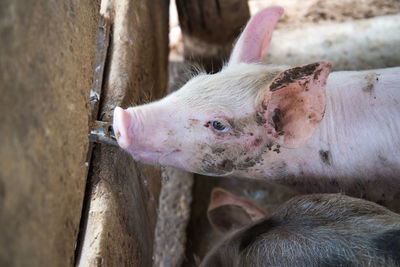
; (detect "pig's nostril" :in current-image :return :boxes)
[113,106,131,149]
[109,125,118,141]
[115,129,121,140]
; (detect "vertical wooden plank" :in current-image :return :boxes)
[176,0,250,72]
[153,167,194,267]
[77,0,169,266]
[0,0,100,266]
[152,61,195,267]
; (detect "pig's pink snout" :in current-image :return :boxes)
[113,107,131,150]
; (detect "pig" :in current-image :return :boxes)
[201,188,400,267]
[113,7,400,201]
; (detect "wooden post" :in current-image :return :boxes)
[176,0,250,72]
[0,0,99,266]
[76,0,169,266]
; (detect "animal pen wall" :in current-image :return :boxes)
[1,0,400,266]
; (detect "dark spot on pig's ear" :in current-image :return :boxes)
[313,68,322,80]
[303,80,310,90]
[319,150,331,165]
[272,108,284,132]
[239,218,277,252]
[373,229,400,264]
[269,62,320,91]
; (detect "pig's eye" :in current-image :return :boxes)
[212,121,229,132]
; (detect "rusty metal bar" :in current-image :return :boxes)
[88,120,118,147]
[90,16,111,122]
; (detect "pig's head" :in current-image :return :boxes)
[113,6,331,176]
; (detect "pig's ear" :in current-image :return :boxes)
[207,188,266,234]
[228,6,284,65]
[261,62,331,148]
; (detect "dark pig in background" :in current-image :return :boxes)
[113,7,400,202]
[201,188,400,267]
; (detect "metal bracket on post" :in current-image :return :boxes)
[81,12,115,165]
[86,9,119,148]
[89,120,118,146]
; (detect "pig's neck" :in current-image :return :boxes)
[245,68,400,184]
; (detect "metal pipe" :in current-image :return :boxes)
[88,120,118,147]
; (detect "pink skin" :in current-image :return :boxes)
[229,6,283,65]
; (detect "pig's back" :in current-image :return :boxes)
[315,67,400,182]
